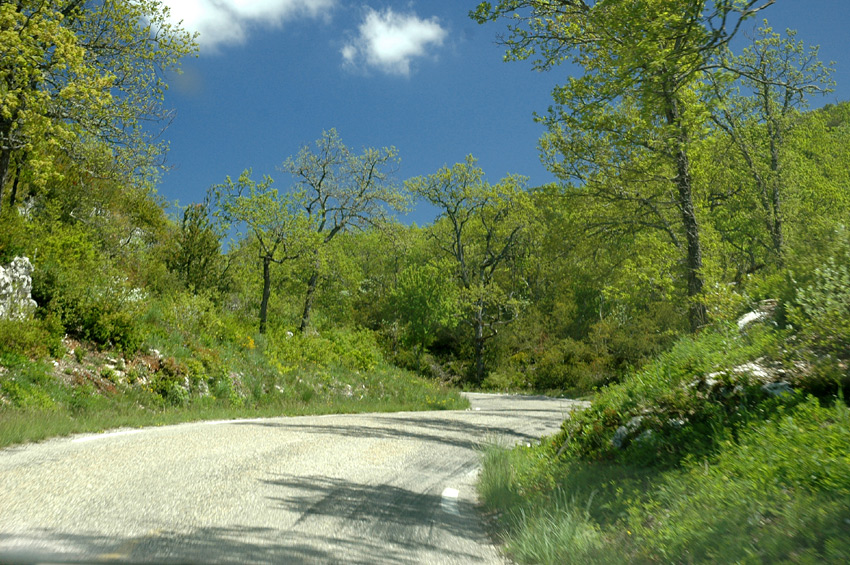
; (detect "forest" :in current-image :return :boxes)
[2,0,849,561]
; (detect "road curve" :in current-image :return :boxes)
[0,393,587,564]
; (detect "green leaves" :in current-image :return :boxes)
[0,0,197,211]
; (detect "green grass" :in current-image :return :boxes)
[477,322,850,564]
[479,401,850,564]
[0,361,468,449]
[0,307,469,449]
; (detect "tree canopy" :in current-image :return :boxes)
[0,0,196,212]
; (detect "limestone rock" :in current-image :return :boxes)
[737,299,778,330]
[0,257,37,320]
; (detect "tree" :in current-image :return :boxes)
[473,0,777,332]
[0,0,196,213]
[283,129,407,333]
[211,170,310,334]
[391,260,460,357]
[406,156,533,384]
[707,24,834,265]
[168,201,226,294]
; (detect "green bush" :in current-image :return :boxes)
[269,327,384,373]
[0,317,64,358]
[0,356,57,410]
[790,257,850,356]
[629,398,850,563]
[555,324,796,467]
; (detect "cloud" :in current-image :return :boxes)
[159,0,335,48]
[342,7,447,76]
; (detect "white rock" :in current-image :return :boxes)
[0,257,37,320]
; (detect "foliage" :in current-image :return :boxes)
[283,128,408,332]
[211,169,310,333]
[473,0,778,332]
[706,24,835,266]
[406,156,535,383]
[0,0,197,210]
[624,398,850,563]
[390,260,460,353]
[168,202,227,294]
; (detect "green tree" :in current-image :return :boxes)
[473,0,777,332]
[168,201,226,294]
[391,260,460,357]
[707,24,834,265]
[406,156,533,384]
[0,0,196,213]
[283,129,408,333]
[211,170,310,334]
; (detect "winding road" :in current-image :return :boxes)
[0,393,586,564]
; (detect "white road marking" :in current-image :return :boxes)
[441,487,460,516]
[72,430,142,443]
[203,418,268,425]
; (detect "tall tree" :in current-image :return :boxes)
[211,170,309,334]
[0,0,196,213]
[473,0,776,332]
[283,129,407,333]
[406,156,533,384]
[169,200,225,294]
[708,24,834,264]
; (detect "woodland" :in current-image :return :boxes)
[1,1,850,561]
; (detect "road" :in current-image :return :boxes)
[0,393,586,564]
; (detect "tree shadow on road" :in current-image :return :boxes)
[0,521,474,564]
[261,473,494,564]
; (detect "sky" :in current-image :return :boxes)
[154,0,850,225]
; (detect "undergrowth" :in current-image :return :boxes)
[478,311,850,563]
[0,293,467,449]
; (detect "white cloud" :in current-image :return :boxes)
[160,0,335,48]
[342,7,447,76]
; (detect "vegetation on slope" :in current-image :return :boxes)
[472,1,850,562]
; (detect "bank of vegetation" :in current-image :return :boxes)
[1,3,849,558]
[472,1,850,562]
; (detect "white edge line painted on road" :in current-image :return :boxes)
[72,430,142,443]
[441,487,461,516]
[203,418,268,425]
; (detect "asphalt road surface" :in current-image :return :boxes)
[0,393,587,564]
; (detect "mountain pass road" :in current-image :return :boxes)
[0,393,587,564]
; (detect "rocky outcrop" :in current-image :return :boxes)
[737,299,778,330]
[0,257,37,320]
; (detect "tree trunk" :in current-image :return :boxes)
[0,146,10,215]
[666,92,707,332]
[9,154,24,209]
[768,120,785,262]
[675,146,707,332]
[473,300,486,384]
[259,255,272,334]
[299,254,321,333]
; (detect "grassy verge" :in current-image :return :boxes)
[0,311,468,449]
[0,358,467,449]
[477,321,850,564]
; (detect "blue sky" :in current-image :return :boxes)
[156,0,850,224]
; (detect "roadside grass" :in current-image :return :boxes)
[0,308,468,449]
[480,400,850,564]
[0,360,467,449]
[477,322,850,564]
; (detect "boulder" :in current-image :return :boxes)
[0,257,37,320]
[737,299,778,330]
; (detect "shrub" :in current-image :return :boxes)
[0,318,64,358]
[629,399,850,563]
[790,257,850,357]
[554,324,797,467]
[269,327,384,373]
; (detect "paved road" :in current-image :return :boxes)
[0,393,586,564]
